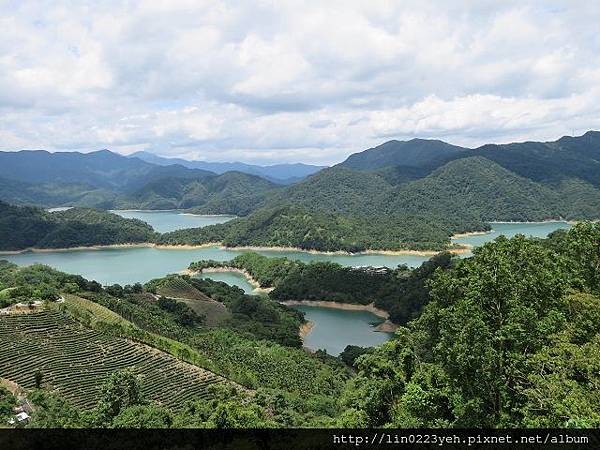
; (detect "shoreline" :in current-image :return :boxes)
[186,266,274,294]
[282,300,399,334]
[0,242,223,255]
[299,321,315,340]
[279,300,390,319]
[451,230,491,239]
[111,209,236,218]
[0,241,468,257]
[223,244,470,257]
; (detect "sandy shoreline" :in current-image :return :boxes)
[224,244,470,257]
[451,230,491,239]
[279,300,390,319]
[0,242,224,255]
[186,266,274,294]
[299,321,315,340]
[375,320,399,333]
[0,241,470,257]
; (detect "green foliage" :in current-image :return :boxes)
[0,387,16,421]
[112,404,173,428]
[95,370,143,425]
[28,390,87,428]
[157,296,204,326]
[173,384,269,428]
[0,202,157,251]
[192,252,453,324]
[342,224,600,428]
[339,346,373,368]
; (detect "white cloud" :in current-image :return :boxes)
[0,0,599,164]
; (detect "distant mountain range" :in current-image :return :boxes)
[1,131,600,251]
[160,131,600,251]
[129,151,326,184]
[0,149,283,213]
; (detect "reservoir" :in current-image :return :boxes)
[1,216,571,286]
[292,305,392,356]
[111,210,235,233]
[451,221,572,249]
[1,211,573,354]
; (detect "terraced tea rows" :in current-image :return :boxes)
[0,310,228,409]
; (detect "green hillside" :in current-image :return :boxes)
[0,310,228,409]
[388,156,564,221]
[340,138,465,170]
[0,202,157,251]
[158,205,464,252]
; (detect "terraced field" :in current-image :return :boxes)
[0,310,229,409]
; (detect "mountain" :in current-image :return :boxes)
[339,138,466,171]
[116,171,280,215]
[161,131,600,251]
[0,201,157,251]
[0,149,282,212]
[269,166,393,215]
[387,156,565,221]
[129,151,326,184]
[455,131,600,187]
[0,149,215,192]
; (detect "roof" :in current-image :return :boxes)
[15,412,30,421]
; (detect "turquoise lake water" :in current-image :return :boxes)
[112,210,235,233]
[292,305,392,355]
[2,210,572,353]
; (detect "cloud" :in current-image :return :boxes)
[0,0,599,164]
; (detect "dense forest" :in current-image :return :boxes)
[340,222,600,427]
[0,202,157,251]
[0,222,598,428]
[2,133,600,252]
[189,251,455,324]
[158,205,475,252]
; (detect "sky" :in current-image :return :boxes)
[1,1,599,165]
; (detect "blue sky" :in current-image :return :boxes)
[1,1,599,165]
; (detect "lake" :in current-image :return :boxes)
[2,211,572,353]
[292,305,392,355]
[112,210,235,233]
[197,271,256,295]
[451,221,572,249]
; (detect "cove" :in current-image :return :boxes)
[291,304,392,356]
[1,212,573,355]
[451,221,572,249]
[112,210,235,233]
[196,271,256,295]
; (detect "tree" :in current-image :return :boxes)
[34,369,43,389]
[0,387,15,420]
[112,405,173,428]
[95,370,143,425]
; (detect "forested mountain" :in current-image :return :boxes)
[340,138,465,171]
[130,151,326,184]
[0,150,282,213]
[0,202,157,251]
[114,172,280,215]
[1,132,600,252]
[0,149,214,191]
[387,157,565,221]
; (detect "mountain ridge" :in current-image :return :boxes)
[129,150,326,184]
